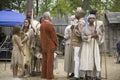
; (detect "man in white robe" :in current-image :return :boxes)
[90,10,105,48]
[64,25,74,77]
[80,14,102,80]
[90,10,106,79]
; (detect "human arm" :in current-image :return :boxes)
[22,28,34,44]
[91,30,99,39]
[74,19,85,37]
[64,25,71,40]
[49,24,58,50]
[21,35,28,44]
[81,27,91,42]
[91,27,102,43]
[14,35,25,56]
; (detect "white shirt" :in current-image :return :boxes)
[64,25,71,45]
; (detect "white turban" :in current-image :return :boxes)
[76,7,84,13]
[88,14,96,19]
[70,15,78,25]
[70,15,75,21]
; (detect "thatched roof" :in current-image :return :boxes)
[105,12,120,24]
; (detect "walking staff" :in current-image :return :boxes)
[79,14,102,80]
[90,10,107,79]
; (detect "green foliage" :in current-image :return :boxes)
[0,0,26,12]
[50,0,74,16]
[40,0,84,16]
[0,0,12,10]
[0,0,120,17]
[109,0,120,12]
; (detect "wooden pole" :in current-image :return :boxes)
[27,0,33,12]
[103,39,108,79]
[26,0,33,19]
[36,0,39,16]
[92,19,97,79]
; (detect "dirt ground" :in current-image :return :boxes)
[0,55,120,80]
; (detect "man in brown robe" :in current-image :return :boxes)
[40,11,58,79]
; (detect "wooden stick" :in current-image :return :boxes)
[103,42,107,79]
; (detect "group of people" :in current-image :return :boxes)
[11,11,41,78]
[64,8,105,80]
[10,7,105,80]
[11,11,58,80]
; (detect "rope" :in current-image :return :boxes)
[0,36,8,48]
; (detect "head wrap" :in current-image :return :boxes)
[70,15,78,26]
[76,7,84,13]
[70,15,75,21]
[88,14,96,19]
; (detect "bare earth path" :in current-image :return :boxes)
[0,55,120,80]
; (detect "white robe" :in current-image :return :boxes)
[23,28,34,66]
[95,20,105,44]
[64,25,74,73]
[80,25,102,72]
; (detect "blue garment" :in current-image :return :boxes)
[116,42,120,53]
[85,15,89,26]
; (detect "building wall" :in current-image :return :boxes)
[52,16,69,54]
[106,23,120,56]
[110,24,120,56]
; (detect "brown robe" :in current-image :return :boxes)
[40,20,58,79]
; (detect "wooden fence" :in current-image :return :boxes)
[52,16,70,55]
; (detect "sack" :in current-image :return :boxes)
[116,42,120,52]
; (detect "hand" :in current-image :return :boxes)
[64,38,67,41]
[102,29,105,33]
[94,34,98,39]
[94,30,97,34]
[91,35,94,38]
[91,34,98,39]
[91,35,96,38]
[84,37,88,40]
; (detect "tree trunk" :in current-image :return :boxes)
[27,0,33,12]
[83,0,89,13]
[36,0,39,16]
